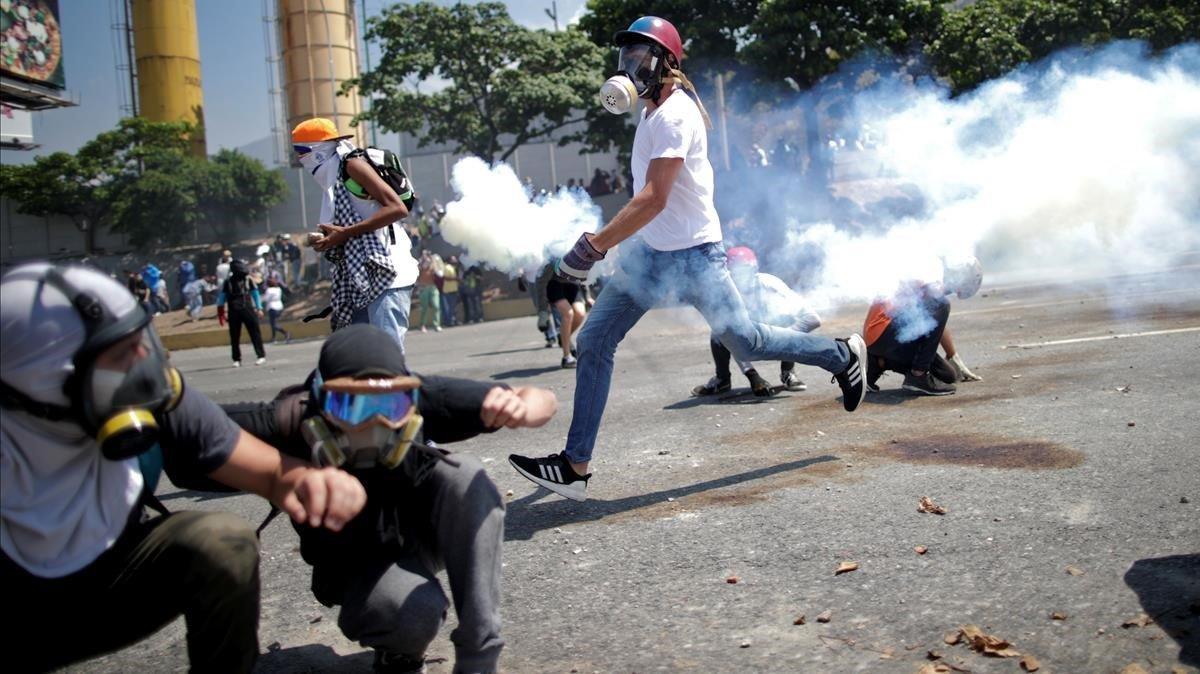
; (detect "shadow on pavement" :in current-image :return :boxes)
[490,365,565,380]
[157,489,245,503]
[663,388,795,410]
[504,454,838,541]
[254,643,374,673]
[862,390,917,405]
[1123,553,1200,667]
[470,346,546,358]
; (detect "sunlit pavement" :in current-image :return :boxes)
[67,261,1200,673]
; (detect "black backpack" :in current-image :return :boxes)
[339,147,416,210]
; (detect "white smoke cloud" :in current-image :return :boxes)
[438,157,603,277]
[791,42,1200,310]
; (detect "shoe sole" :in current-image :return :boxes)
[843,334,868,412]
[508,457,587,502]
[902,383,957,396]
[783,383,807,392]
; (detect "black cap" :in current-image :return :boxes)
[318,324,408,379]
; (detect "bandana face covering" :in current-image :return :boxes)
[298,140,349,191]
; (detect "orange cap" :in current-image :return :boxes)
[291,118,352,143]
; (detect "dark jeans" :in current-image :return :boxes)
[228,306,266,362]
[710,338,794,381]
[867,294,950,373]
[1,510,261,673]
[267,308,290,342]
[461,289,483,323]
[442,291,460,326]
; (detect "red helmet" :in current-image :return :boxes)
[615,16,683,65]
[726,246,758,270]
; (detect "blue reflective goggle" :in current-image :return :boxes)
[322,388,416,429]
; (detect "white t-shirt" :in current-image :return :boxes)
[631,89,722,251]
[263,286,284,312]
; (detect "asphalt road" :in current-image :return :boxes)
[64,262,1200,674]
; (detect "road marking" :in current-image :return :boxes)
[957,287,1200,316]
[1003,326,1200,349]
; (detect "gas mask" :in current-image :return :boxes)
[296,139,353,192]
[81,328,184,460]
[301,372,426,471]
[0,268,185,460]
[599,43,662,115]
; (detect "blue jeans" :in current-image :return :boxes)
[563,241,850,464]
[352,286,413,355]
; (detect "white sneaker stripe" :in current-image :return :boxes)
[551,465,562,483]
[539,464,549,480]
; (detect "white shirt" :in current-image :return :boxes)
[263,286,284,312]
[631,89,722,251]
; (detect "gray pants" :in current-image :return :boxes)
[332,454,504,674]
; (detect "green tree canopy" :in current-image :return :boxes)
[927,0,1200,94]
[348,1,607,161]
[0,118,286,251]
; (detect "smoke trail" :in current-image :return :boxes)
[783,42,1200,315]
[439,157,603,277]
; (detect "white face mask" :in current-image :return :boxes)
[600,75,639,115]
[298,140,350,191]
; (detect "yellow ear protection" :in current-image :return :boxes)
[0,267,184,460]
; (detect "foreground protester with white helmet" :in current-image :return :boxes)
[509,16,869,502]
[0,262,367,672]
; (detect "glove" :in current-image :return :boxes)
[949,353,982,382]
[555,233,605,282]
[217,305,226,326]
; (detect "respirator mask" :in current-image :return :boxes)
[296,139,352,192]
[301,372,427,471]
[599,43,663,115]
[82,327,184,460]
[0,267,185,460]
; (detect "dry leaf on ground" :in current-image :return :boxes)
[917,664,952,674]
[943,631,962,645]
[836,561,859,575]
[958,624,1021,658]
[1020,654,1041,671]
[816,610,833,623]
[1120,665,1150,674]
[915,545,928,555]
[1122,613,1154,628]
[926,650,943,660]
[1065,565,1085,576]
[793,614,806,625]
[1051,611,1068,620]
[918,496,948,514]
[725,575,739,584]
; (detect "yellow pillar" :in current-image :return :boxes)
[132,0,206,157]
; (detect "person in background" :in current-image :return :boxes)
[441,255,461,328]
[177,260,197,311]
[281,234,302,287]
[0,262,365,673]
[154,276,171,316]
[691,246,820,397]
[461,264,485,324]
[863,257,984,395]
[217,260,267,368]
[215,250,233,287]
[182,274,217,323]
[126,270,151,314]
[263,278,292,344]
[416,251,443,334]
[546,273,586,369]
[141,264,169,315]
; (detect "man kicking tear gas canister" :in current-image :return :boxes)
[692,246,823,398]
[508,16,868,502]
[222,325,557,674]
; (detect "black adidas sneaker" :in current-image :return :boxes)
[832,334,867,412]
[508,452,591,501]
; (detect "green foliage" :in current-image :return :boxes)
[0,118,286,251]
[927,0,1200,94]
[193,150,288,246]
[349,1,607,161]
